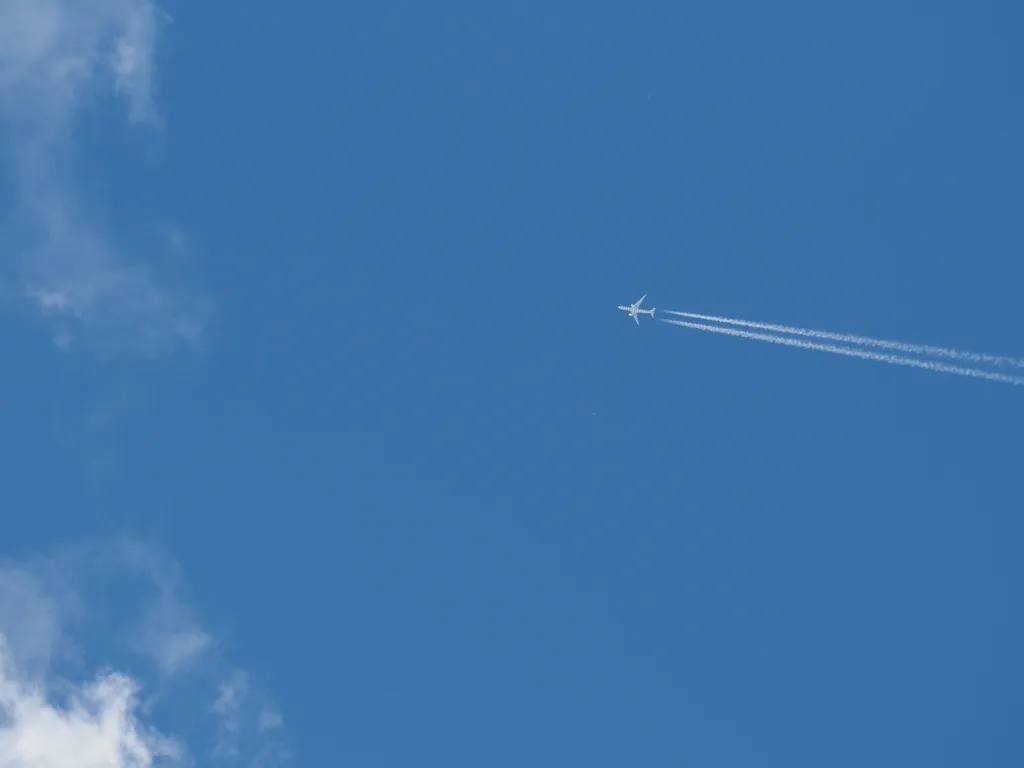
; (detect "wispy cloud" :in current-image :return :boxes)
[146,628,212,678]
[212,668,290,766]
[0,561,72,681]
[0,541,289,767]
[0,0,210,355]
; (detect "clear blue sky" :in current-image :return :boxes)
[2,1,1022,766]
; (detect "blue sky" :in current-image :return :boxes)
[1,1,1022,766]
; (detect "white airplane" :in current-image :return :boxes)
[618,294,656,324]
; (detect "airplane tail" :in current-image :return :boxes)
[651,308,656,317]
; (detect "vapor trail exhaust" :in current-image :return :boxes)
[663,310,1024,369]
[660,318,1024,386]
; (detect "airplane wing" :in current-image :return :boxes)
[635,294,647,307]
[634,314,640,325]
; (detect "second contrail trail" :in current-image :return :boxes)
[663,310,1024,369]
[660,318,1024,386]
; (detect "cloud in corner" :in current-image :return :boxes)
[0,541,290,767]
[0,0,210,356]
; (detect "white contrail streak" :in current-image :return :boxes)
[660,318,1024,386]
[663,310,1024,369]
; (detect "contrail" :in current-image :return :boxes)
[663,310,1024,369]
[660,318,1024,386]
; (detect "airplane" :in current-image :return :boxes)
[618,294,656,324]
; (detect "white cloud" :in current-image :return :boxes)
[212,670,247,759]
[0,641,185,767]
[0,0,161,126]
[123,548,213,678]
[212,670,291,766]
[0,0,209,355]
[111,3,160,126]
[0,543,289,767]
[0,563,71,682]
[257,711,282,734]
[147,630,212,679]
